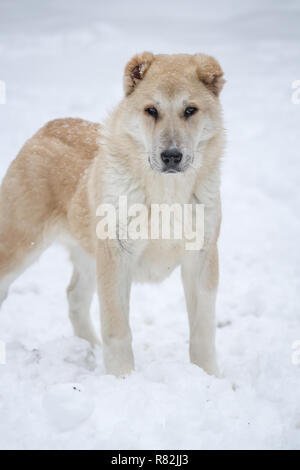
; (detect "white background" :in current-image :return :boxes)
[0,0,300,449]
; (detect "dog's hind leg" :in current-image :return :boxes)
[0,150,56,309]
[67,245,99,346]
[0,233,48,309]
[0,192,52,309]
[0,276,10,308]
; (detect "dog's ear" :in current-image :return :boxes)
[194,54,225,96]
[124,52,154,96]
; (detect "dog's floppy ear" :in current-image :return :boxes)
[194,54,225,96]
[123,52,154,96]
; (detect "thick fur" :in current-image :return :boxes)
[0,53,225,376]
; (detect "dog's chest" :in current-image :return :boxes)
[130,183,200,283]
[132,238,185,283]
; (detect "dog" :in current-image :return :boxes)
[0,52,225,376]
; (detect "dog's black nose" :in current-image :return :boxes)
[161,148,183,170]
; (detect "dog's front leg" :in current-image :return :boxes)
[181,244,220,376]
[96,241,134,377]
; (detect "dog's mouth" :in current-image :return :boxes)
[162,168,183,174]
[150,163,185,174]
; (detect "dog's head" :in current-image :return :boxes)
[121,52,225,174]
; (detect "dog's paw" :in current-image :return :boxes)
[190,346,220,377]
[103,337,134,377]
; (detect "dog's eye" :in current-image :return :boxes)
[145,107,158,119]
[184,106,198,118]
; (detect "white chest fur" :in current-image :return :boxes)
[133,237,185,283]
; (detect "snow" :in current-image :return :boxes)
[43,383,95,432]
[0,0,300,450]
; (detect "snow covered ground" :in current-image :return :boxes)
[0,0,300,450]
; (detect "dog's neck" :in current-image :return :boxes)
[142,168,197,206]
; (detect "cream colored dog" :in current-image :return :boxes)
[0,53,225,376]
